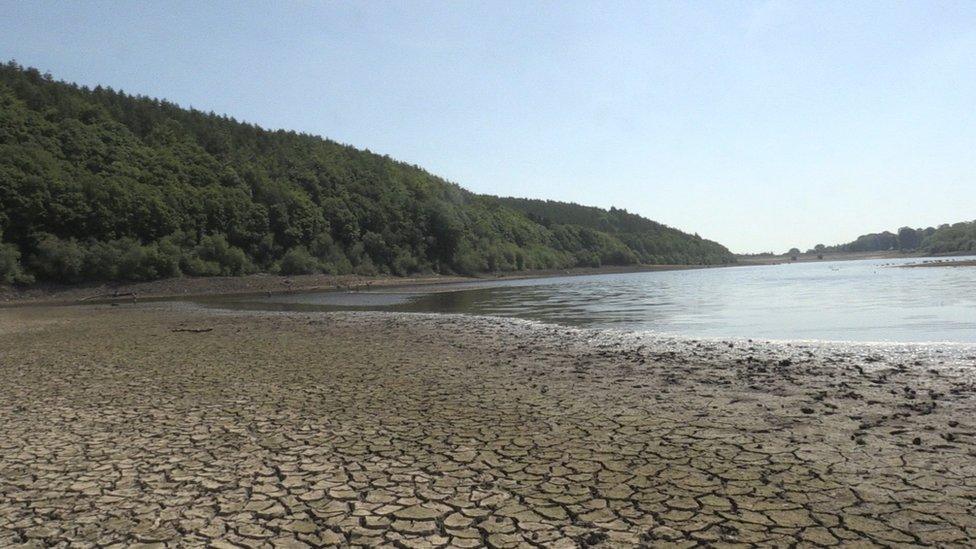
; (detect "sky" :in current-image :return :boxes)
[1,1,974,253]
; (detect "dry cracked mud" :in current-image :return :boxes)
[1,303,976,547]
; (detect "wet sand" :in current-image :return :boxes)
[2,304,976,547]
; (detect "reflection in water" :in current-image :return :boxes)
[201,256,976,344]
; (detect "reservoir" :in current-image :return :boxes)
[204,256,976,344]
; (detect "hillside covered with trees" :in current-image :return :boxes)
[495,197,730,265]
[811,222,976,255]
[0,62,733,285]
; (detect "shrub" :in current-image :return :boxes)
[181,256,222,277]
[115,239,180,281]
[391,247,419,276]
[362,231,392,267]
[345,242,376,271]
[150,238,183,279]
[574,250,601,268]
[252,234,280,270]
[279,246,319,275]
[0,242,32,285]
[453,248,487,274]
[82,240,123,281]
[309,233,351,274]
[29,236,186,283]
[29,235,86,283]
[183,234,252,276]
[353,257,378,276]
[116,241,153,281]
[320,256,354,275]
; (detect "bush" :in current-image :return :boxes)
[183,234,252,276]
[574,250,601,268]
[279,246,319,275]
[28,236,184,283]
[391,247,419,276]
[362,231,392,267]
[309,233,351,274]
[181,256,222,277]
[0,242,32,285]
[149,238,183,279]
[82,240,123,280]
[252,234,280,270]
[29,235,86,283]
[116,239,181,281]
[353,257,378,276]
[320,256,354,275]
[453,247,487,274]
[116,242,153,281]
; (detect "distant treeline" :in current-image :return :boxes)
[805,222,976,256]
[0,62,734,285]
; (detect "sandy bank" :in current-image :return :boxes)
[1,304,975,546]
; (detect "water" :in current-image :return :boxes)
[203,256,976,344]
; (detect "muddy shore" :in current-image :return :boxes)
[0,264,718,307]
[2,303,976,547]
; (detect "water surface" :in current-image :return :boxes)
[203,256,976,344]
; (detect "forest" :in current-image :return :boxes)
[0,62,734,285]
[809,222,976,255]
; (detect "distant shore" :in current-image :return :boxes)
[1,302,974,546]
[0,262,726,306]
[737,249,976,265]
[736,250,912,265]
[899,259,976,268]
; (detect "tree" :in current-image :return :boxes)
[0,62,737,286]
[279,246,319,275]
[0,240,31,284]
[897,227,920,250]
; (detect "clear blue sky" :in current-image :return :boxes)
[2,1,974,253]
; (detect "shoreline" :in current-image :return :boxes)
[5,250,972,307]
[2,303,976,546]
[899,259,976,268]
[0,262,725,307]
[737,249,976,266]
[735,250,916,265]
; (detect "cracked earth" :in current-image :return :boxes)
[1,304,976,547]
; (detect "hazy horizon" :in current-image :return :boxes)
[2,0,973,253]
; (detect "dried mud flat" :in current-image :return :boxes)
[1,304,976,548]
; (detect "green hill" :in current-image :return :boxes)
[493,197,731,265]
[0,62,733,285]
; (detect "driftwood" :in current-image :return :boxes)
[171,327,213,333]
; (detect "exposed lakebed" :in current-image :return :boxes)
[4,304,976,546]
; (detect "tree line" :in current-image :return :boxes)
[0,62,734,285]
[802,222,976,256]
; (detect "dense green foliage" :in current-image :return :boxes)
[494,198,733,265]
[815,222,976,255]
[919,222,976,254]
[0,62,734,285]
